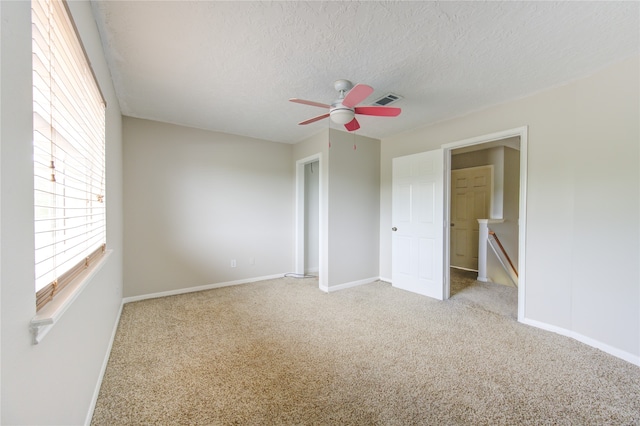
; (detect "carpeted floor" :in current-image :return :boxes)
[92,271,640,425]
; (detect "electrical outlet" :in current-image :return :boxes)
[249,257,255,266]
[230,259,237,268]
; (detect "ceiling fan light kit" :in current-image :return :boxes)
[290,79,401,132]
[329,107,355,125]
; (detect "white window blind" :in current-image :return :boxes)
[32,0,106,311]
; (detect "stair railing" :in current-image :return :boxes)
[488,230,518,277]
[477,219,518,287]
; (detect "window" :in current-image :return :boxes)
[32,0,106,311]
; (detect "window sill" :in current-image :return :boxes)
[30,249,113,344]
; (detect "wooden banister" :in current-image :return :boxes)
[488,230,518,277]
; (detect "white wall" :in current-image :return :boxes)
[123,117,294,298]
[0,1,124,424]
[380,56,640,362]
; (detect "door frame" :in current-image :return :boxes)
[442,126,528,321]
[295,153,326,290]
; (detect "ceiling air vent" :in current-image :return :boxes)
[372,93,403,106]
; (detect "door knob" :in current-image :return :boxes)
[392,227,397,231]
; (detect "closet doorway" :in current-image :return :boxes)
[295,153,324,289]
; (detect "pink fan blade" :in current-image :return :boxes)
[344,117,360,132]
[290,98,331,109]
[299,113,330,125]
[354,106,401,117]
[342,84,374,108]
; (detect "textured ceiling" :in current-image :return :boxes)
[91,1,639,144]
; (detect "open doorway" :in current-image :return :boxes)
[295,154,323,289]
[443,127,527,321]
[303,160,320,275]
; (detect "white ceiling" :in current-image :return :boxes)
[91,1,639,144]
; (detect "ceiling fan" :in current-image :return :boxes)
[289,79,401,132]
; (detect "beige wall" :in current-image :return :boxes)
[380,56,640,360]
[327,130,380,287]
[1,1,124,424]
[452,149,492,169]
[293,129,380,289]
[491,146,520,265]
[123,117,294,297]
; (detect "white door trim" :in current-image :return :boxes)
[295,153,325,290]
[442,126,528,322]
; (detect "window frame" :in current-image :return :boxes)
[31,0,107,313]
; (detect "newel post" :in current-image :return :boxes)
[477,219,490,282]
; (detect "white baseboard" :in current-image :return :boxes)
[320,276,379,293]
[520,317,640,367]
[122,273,287,304]
[379,277,392,284]
[85,300,124,426]
[381,278,637,366]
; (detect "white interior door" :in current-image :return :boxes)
[392,149,444,299]
[450,166,492,270]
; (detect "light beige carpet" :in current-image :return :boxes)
[92,272,640,425]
